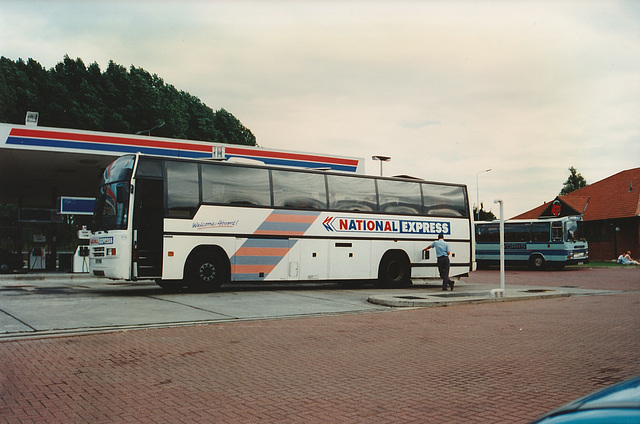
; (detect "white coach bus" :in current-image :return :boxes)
[90,153,473,290]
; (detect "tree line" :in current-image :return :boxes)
[0,55,256,145]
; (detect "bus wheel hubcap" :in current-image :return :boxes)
[199,263,216,281]
[388,262,402,280]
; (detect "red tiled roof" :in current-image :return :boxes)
[513,203,547,219]
[561,196,590,215]
[512,167,640,221]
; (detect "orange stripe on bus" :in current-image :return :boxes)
[231,264,277,273]
[264,213,318,223]
[253,230,306,236]
[234,247,290,256]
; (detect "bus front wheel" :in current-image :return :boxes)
[376,252,411,288]
[529,254,546,270]
[185,250,229,291]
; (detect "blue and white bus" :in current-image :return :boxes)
[475,216,588,270]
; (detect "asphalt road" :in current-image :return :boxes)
[0,276,395,339]
[0,267,629,340]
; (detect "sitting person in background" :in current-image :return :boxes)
[618,251,639,265]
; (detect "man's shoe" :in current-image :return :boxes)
[448,281,455,291]
[442,287,448,291]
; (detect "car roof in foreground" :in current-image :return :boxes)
[529,375,640,424]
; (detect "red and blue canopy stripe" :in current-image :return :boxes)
[6,127,359,172]
[225,146,359,172]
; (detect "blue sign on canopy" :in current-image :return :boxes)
[58,197,95,215]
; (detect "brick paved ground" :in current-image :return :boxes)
[1,268,639,423]
[466,266,640,292]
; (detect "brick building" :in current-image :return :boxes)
[512,167,640,261]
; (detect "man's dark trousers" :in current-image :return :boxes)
[437,255,451,289]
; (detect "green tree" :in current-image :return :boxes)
[560,166,587,195]
[0,55,256,146]
[213,108,256,146]
[0,57,47,124]
[473,207,497,221]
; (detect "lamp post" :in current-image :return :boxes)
[136,121,165,136]
[494,198,505,295]
[476,168,492,220]
[372,155,391,176]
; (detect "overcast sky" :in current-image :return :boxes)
[2,0,639,218]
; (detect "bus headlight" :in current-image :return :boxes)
[567,252,574,259]
[106,248,117,256]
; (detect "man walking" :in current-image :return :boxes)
[423,233,454,291]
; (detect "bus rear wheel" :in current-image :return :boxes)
[376,252,411,288]
[529,254,546,270]
[185,250,229,292]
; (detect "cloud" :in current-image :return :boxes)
[400,120,442,129]
[1,0,639,218]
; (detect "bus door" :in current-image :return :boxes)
[133,178,164,278]
[287,239,300,279]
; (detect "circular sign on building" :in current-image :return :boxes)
[551,200,561,217]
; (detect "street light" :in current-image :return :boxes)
[494,199,505,295]
[372,155,391,176]
[136,121,165,136]
[476,168,492,221]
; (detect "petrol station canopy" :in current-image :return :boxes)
[0,122,363,212]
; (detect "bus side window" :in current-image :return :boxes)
[272,170,326,210]
[476,224,499,242]
[505,223,530,242]
[531,222,550,242]
[327,175,378,212]
[422,184,469,217]
[551,221,563,241]
[201,163,271,207]
[166,161,199,217]
[377,179,421,215]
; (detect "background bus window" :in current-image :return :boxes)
[422,184,468,217]
[552,221,563,241]
[377,179,422,215]
[476,224,499,242]
[272,170,326,210]
[201,163,271,207]
[327,175,378,212]
[565,220,582,241]
[166,161,199,217]
[531,222,551,242]
[505,223,531,242]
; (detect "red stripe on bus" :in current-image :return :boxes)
[264,213,318,223]
[234,247,290,257]
[231,264,277,274]
[253,230,306,236]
